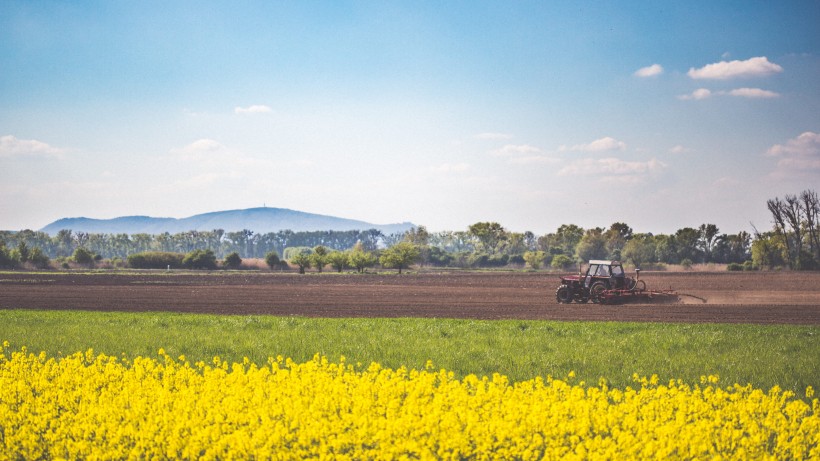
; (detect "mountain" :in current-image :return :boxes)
[40,207,415,236]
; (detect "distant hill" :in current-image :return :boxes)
[40,207,415,236]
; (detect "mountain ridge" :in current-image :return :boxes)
[39,207,414,236]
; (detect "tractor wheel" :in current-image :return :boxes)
[555,285,574,304]
[589,282,607,304]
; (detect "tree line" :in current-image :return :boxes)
[1,189,817,271]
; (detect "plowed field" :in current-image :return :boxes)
[1,271,819,324]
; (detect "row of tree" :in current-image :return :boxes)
[1,189,817,271]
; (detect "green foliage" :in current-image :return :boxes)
[289,252,312,274]
[575,228,607,262]
[310,245,330,273]
[0,242,19,268]
[2,310,817,394]
[523,251,546,270]
[72,247,95,266]
[183,249,217,270]
[622,235,656,268]
[28,248,51,269]
[327,251,350,272]
[264,251,280,270]
[467,222,507,254]
[379,242,420,274]
[16,242,30,263]
[283,247,312,261]
[727,263,744,271]
[127,252,185,269]
[349,243,377,273]
[680,258,694,270]
[550,254,574,270]
[223,252,242,269]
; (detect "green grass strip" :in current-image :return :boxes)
[1,309,817,394]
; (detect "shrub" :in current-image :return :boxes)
[127,252,185,269]
[72,247,95,266]
[224,252,242,269]
[551,254,575,270]
[264,251,281,270]
[183,249,217,270]
[680,258,694,270]
[28,248,51,269]
[742,260,758,271]
[0,243,19,268]
[727,263,743,271]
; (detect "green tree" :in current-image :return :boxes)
[604,222,633,259]
[327,251,350,272]
[72,247,95,266]
[523,250,546,269]
[16,241,30,264]
[698,224,720,263]
[310,245,330,273]
[468,222,507,254]
[379,242,420,274]
[223,252,242,269]
[349,243,377,273]
[575,228,607,261]
[751,233,788,269]
[289,251,312,274]
[622,234,656,268]
[550,254,574,270]
[554,224,584,256]
[28,247,50,269]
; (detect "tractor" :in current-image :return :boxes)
[555,260,641,304]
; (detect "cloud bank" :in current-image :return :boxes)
[0,135,65,159]
[687,56,783,80]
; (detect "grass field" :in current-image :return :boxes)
[1,309,817,394]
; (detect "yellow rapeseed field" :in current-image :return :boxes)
[1,341,818,460]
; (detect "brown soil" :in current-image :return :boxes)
[1,271,818,324]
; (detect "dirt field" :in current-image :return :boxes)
[1,271,819,324]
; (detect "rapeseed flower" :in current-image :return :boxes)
[0,342,817,460]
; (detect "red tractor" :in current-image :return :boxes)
[555,260,642,304]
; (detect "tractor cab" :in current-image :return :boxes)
[584,260,627,290]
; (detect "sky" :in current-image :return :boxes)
[1,1,819,236]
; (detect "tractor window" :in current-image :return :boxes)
[611,265,624,276]
[595,265,609,276]
[587,264,599,276]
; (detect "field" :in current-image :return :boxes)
[1,270,819,324]
[2,269,819,459]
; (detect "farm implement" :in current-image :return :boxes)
[555,260,705,305]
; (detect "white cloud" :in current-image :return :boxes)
[558,157,666,184]
[560,136,627,152]
[492,144,542,157]
[234,105,273,114]
[634,64,664,77]
[679,87,779,100]
[170,138,228,160]
[508,156,560,165]
[678,88,713,100]
[669,145,691,154]
[727,87,780,98]
[0,135,65,159]
[687,56,783,80]
[476,132,513,140]
[766,131,820,178]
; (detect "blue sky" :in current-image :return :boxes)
[2,1,819,235]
